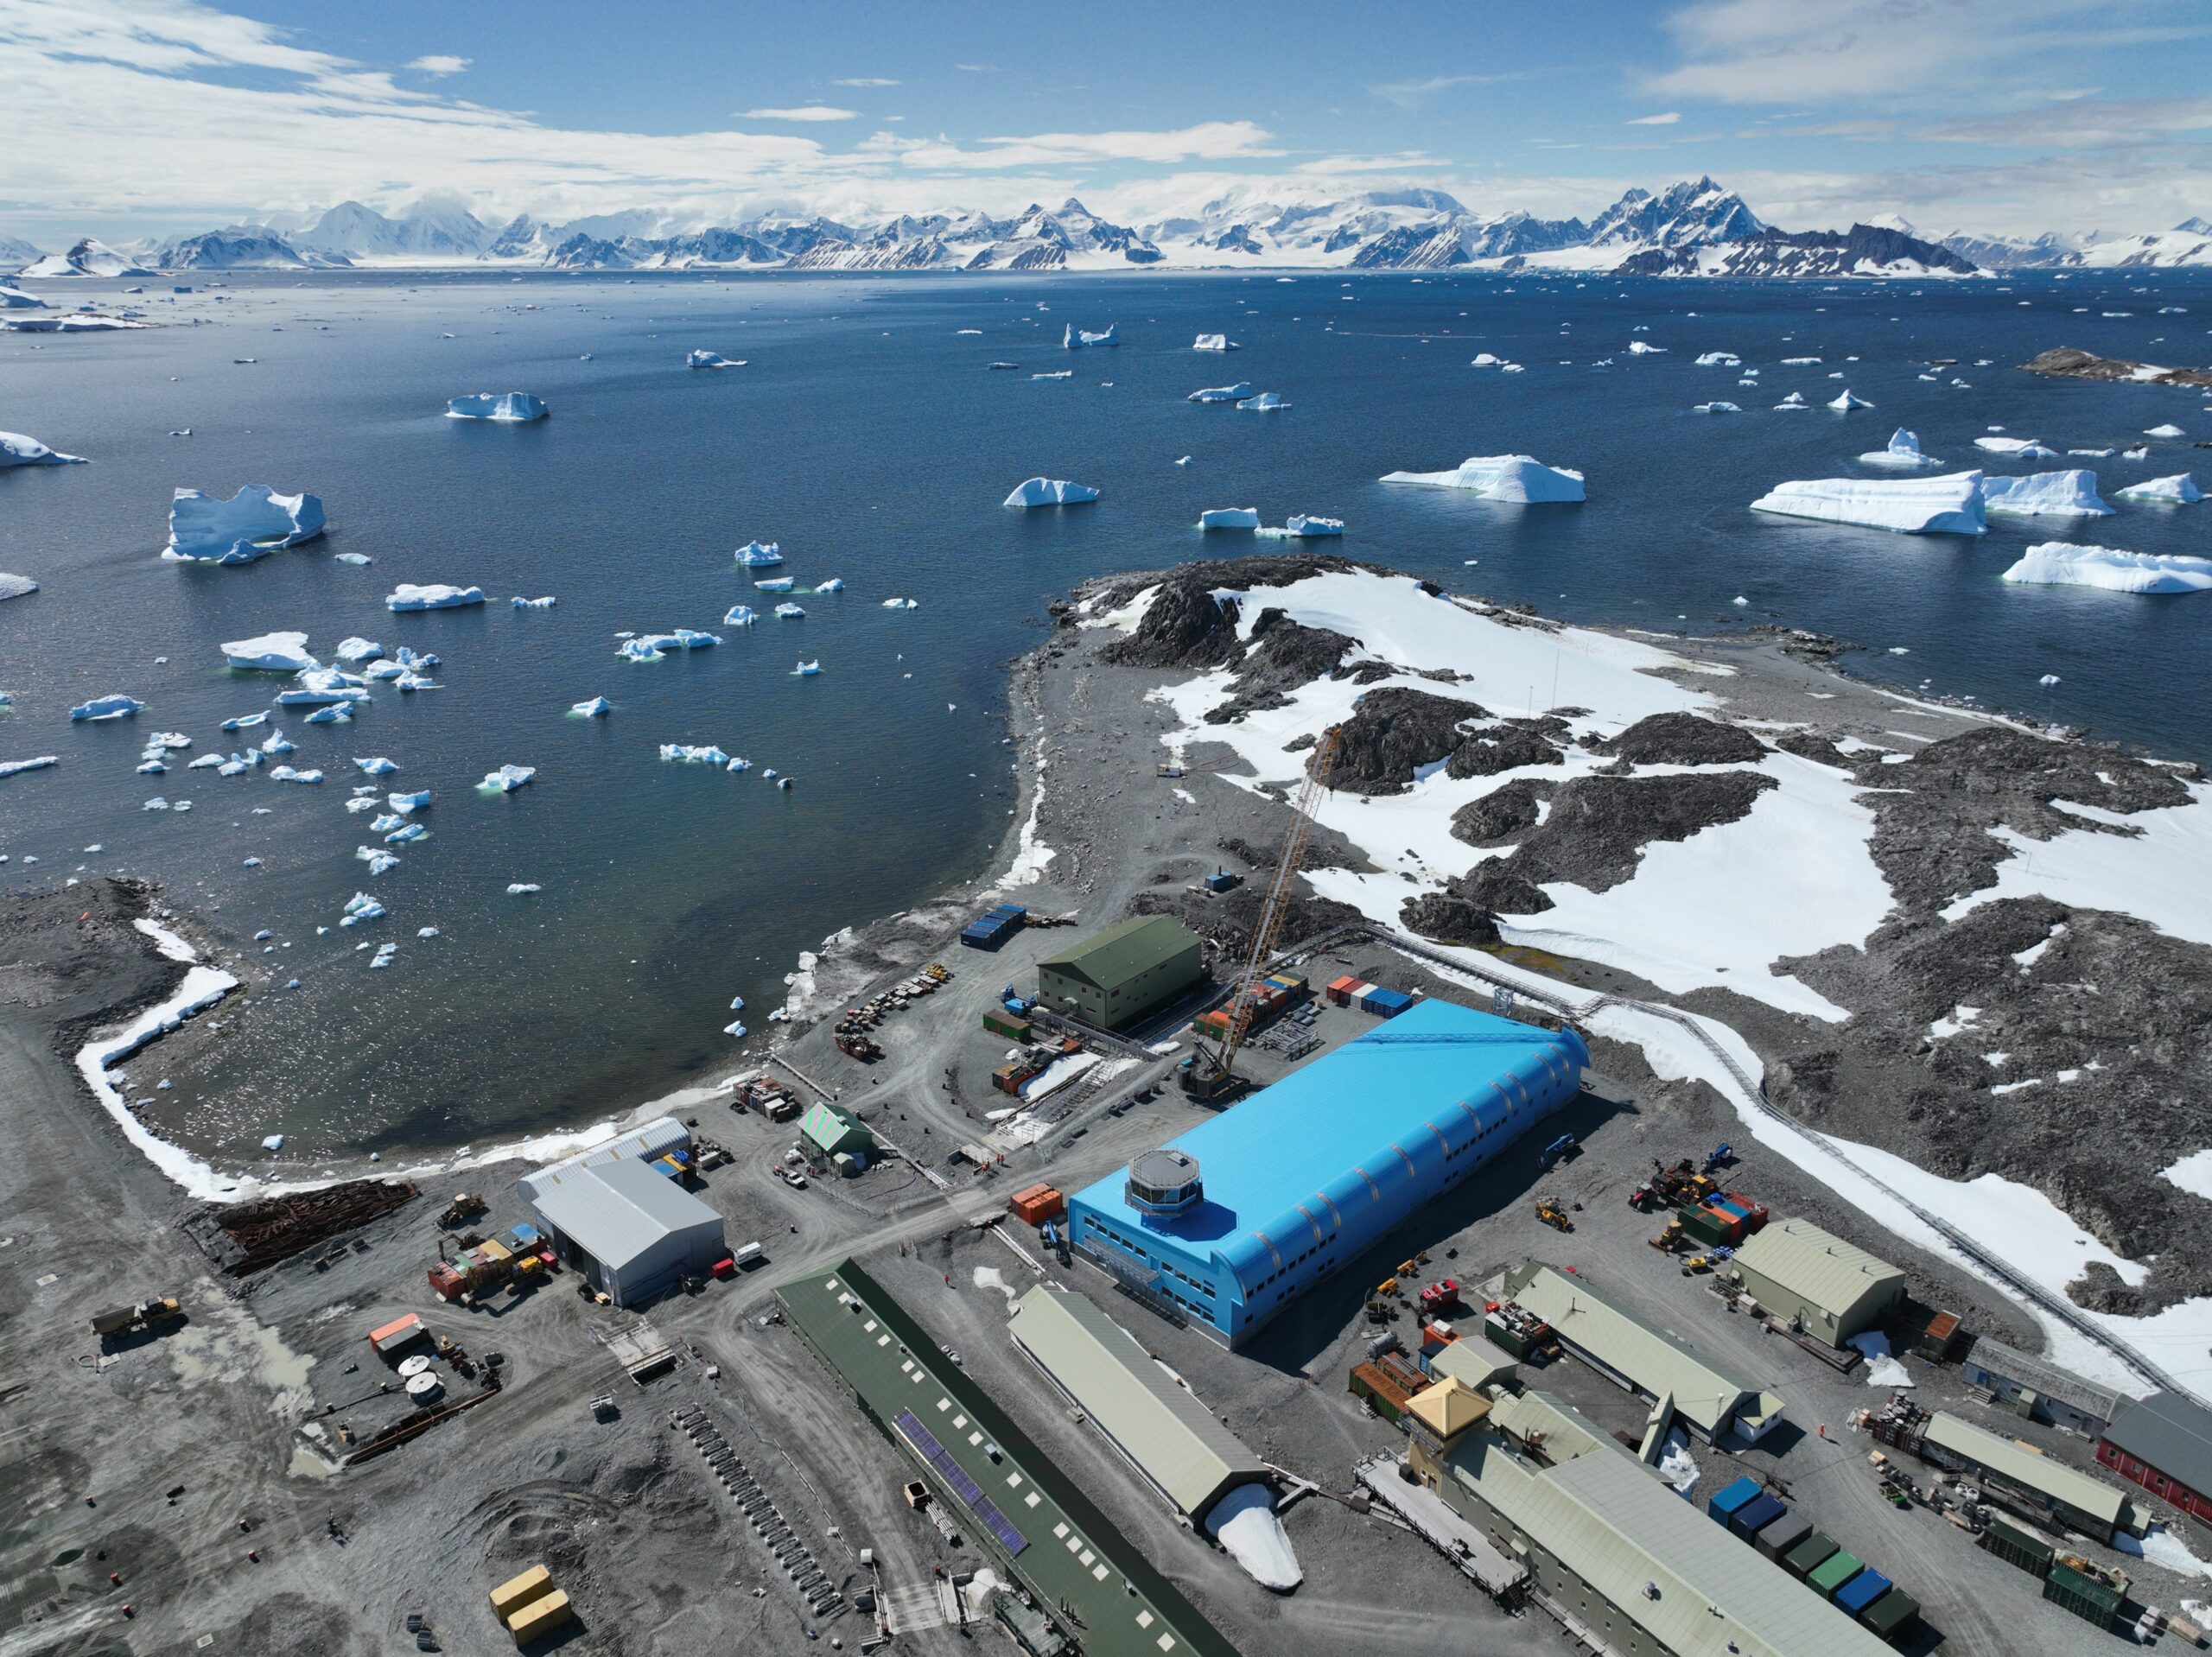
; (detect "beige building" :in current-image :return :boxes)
[1727,1217,1905,1347]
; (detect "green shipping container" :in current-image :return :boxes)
[1980,1515,2056,1577]
[1859,1589,1919,1642]
[1783,1533,1839,1581]
[1808,1550,1865,1600]
[2042,1564,2121,1630]
[1678,1204,1732,1247]
[982,1012,1031,1040]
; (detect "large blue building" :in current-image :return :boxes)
[1068,998,1590,1347]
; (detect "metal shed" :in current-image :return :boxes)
[1727,1216,1905,1346]
[527,1157,725,1307]
[797,1101,872,1162]
[1961,1335,2122,1438]
[1010,1286,1266,1521]
[1035,914,1204,1030]
[1921,1413,2135,1543]
[517,1115,691,1205]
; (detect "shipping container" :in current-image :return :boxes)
[1783,1532,1839,1580]
[1834,1569,1892,1617]
[1859,1588,1920,1643]
[982,1011,1032,1040]
[1706,1476,1762,1523]
[1325,975,1361,1006]
[1755,1510,1813,1560]
[1728,1493,1787,1541]
[2042,1562,2122,1629]
[1678,1204,1735,1248]
[507,1589,573,1647]
[1010,1184,1065,1226]
[960,904,1027,950]
[488,1565,555,1619]
[1980,1514,2057,1576]
[1717,1190,1770,1232]
[1809,1550,1866,1601]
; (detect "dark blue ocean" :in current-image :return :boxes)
[3,266,2207,1168]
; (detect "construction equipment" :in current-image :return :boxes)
[1363,1298,1392,1324]
[1180,723,1342,1101]
[835,1031,882,1062]
[436,1192,486,1229]
[1681,1254,1714,1276]
[91,1296,182,1339]
[1419,1279,1462,1315]
[1535,1196,1574,1233]
[1376,1276,1401,1298]
[1704,1142,1736,1174]
[1538,1133,1577,1170]
[1648,1217,1687,1253]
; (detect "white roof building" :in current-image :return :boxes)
[526,1154,724,1306]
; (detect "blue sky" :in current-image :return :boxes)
[2,0,2208,243]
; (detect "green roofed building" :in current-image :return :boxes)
[1037,914,1205,1031]
[798,1101,872,1162]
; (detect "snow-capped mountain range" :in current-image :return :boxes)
[3,181,2204,279]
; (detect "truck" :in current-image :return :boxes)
[92,1296,182,1339]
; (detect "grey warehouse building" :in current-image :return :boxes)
[524,1150,724,1306]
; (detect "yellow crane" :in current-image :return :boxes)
[1180,723,1343,1101]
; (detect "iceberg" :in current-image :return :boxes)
[1979,470,2113,517]
[1627,340,1668,355]
[164,486,326,565]
[813,576,844,594]
[1,430,88,467]
[1859,429,1941,470]
[219,712,268,730]
[370,943,397,968]
[1187,382,1255,403]
[1694,402,1741,414]
[221,631,316,672]
[2115,473,2202,504]
[1827,390,1874,410]
[0,755,58,779]
[385,583,485,610]
[723,1020,748,1038]
[364,659,408,681]
[1004,478,1100,507]
[1193,333,1236,352]
[1198,507,1261,530]
[1750,470,1986,535]
[881,597,919,609]
[276,668,369,706]
[688,349,743,369]
[446,392,549,422]
[792,659,820,676]
[69,694,143,721]
[334,636,383,663]
[619,638,666,662]
[722,605,758,626]
[734,540,783,567]
[569,695,613,717]
[1282,514,1344,537]
[753,575,796,592]
[340,892,385,925]
[1031,371,1072,380]
[385,821,426,845]
[353,756,398,776]
[660,743,730,765]
[390,789,431,814]
[512,594,556,609]
[334,552,372,566]
[1380,454,1586,503]
[1470,352,1506,367]
[2002,543,2212,594]
[1694,352,1741,366]
[1236,391,1290,411]
[1774,392,1809,409]
[1062,324,1118,347]
[1974,435,2057,458]
[268,765,323,784]
[480,764,536,792]
[303,704,351,725]
[506,883,542,895]
[774,602,806,619]
[357,846,399,875]
[187,753,223,769]
[2145,423,2186,439]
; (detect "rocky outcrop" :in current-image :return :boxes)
[1592,711,1767,768]
[2018,346,2212,391]
[1331,687,1484,795]
[1096,556,1365,671]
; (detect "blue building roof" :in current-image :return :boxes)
[1072,998,1589,1298]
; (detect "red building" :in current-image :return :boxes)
[2095,1390,2212,1522]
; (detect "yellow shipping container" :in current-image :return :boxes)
[487,1564,554,1619]
[477,1238,513,1264]
[507,1590,573,1646]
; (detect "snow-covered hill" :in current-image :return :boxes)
[1618,223,1980,280]
[293,199,493,261]
[147,225,353,270]
[20,238,154,278]
[0,234,42,274]
[1942,219,2212,270]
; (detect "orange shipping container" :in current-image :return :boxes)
[1011,1184,1065,1225]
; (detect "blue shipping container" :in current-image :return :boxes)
[1707,1476,1761,1521]
[1834,1570,1892,1616]
[1728,1494,1787,1541]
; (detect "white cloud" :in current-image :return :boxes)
[864,120,1280,171]
[832,76,898,87]
[1366,71,1548,111]
[1626,111,1681,125]
[738,105,856,122]
[406,54,469,76]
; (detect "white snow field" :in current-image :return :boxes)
[1857,429,1942,469]
[163,486,326,563]
[2000,544,2212,594]
[1198,507,1261,530]
[2116,473,2202,505]
[385,583,486,610]
[1379,454,1586,503]
[1978,469,2113,517]
[2,430,88,467]
[220,632,318,672]
[445,391,549,422]
[1750,471,1986,534]
[1002,477,1099,507]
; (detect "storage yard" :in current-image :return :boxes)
[7,610,2212,1657]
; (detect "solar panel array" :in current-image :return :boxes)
[894,1408,1030,1557]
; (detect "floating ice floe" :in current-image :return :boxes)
[1,430,88,467]
[753,575,796,592]
[2000,543,2212,594]
[1193,333,1236,352]
[1004,477,1099,507]
[385,583,485,611]
[417,926,439,938]
[1974,435,2057,459]
[1062,324,1117,347]
[143,796,169,810]
[722,605,757,626]
[814,576,844,594]
[303,704,351,725]
[1,756,58,778]
[1750,471,1986,535]
[723,1020,748,1038]
[618,638,665,662]
[1694,352,1740,366]
[340,892,385,925]
[1627,340,1667,355]
[1188,382,1254,403]
[774,602,806,619]
[1031,371,1071,380]
[1199,506,1261,530]
[661,743,730,765]
[688,350,742,369]
[370,943,397,969]
[1236,391,1291,411]
[390,789,430,814]
[512,594,556,609]
[261,1133,285,1152]
[505,882,541,895]
[2145,423,2186,439]
[2115,473,2202,504]
[1267,515,1344,538]
[1694,402,1741,415]
[221,631,317,672]
[353,756,398,776]
[334,552,372,566]
[1858,429,1941,470]
[1979,470,2113,517]
[1827,390,1873,411]
[333,636,383,663]
[1774,392,1809,410]
[385,822,426,844]
[269,765,322,784]
[259,731,295,755]
[356,846,399,874]
[70,694,143,721]
[446,392,548,422]
[164,486,326,565]
[881,597,919,610]
[734,540,783,567]
[480,764,535,792]
[1380,454,1586,503]
[2040,674,2061,686]
[569,696,613,717]
[138,759,167,774]
[793,660,819,676]
[276,667,369,706]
